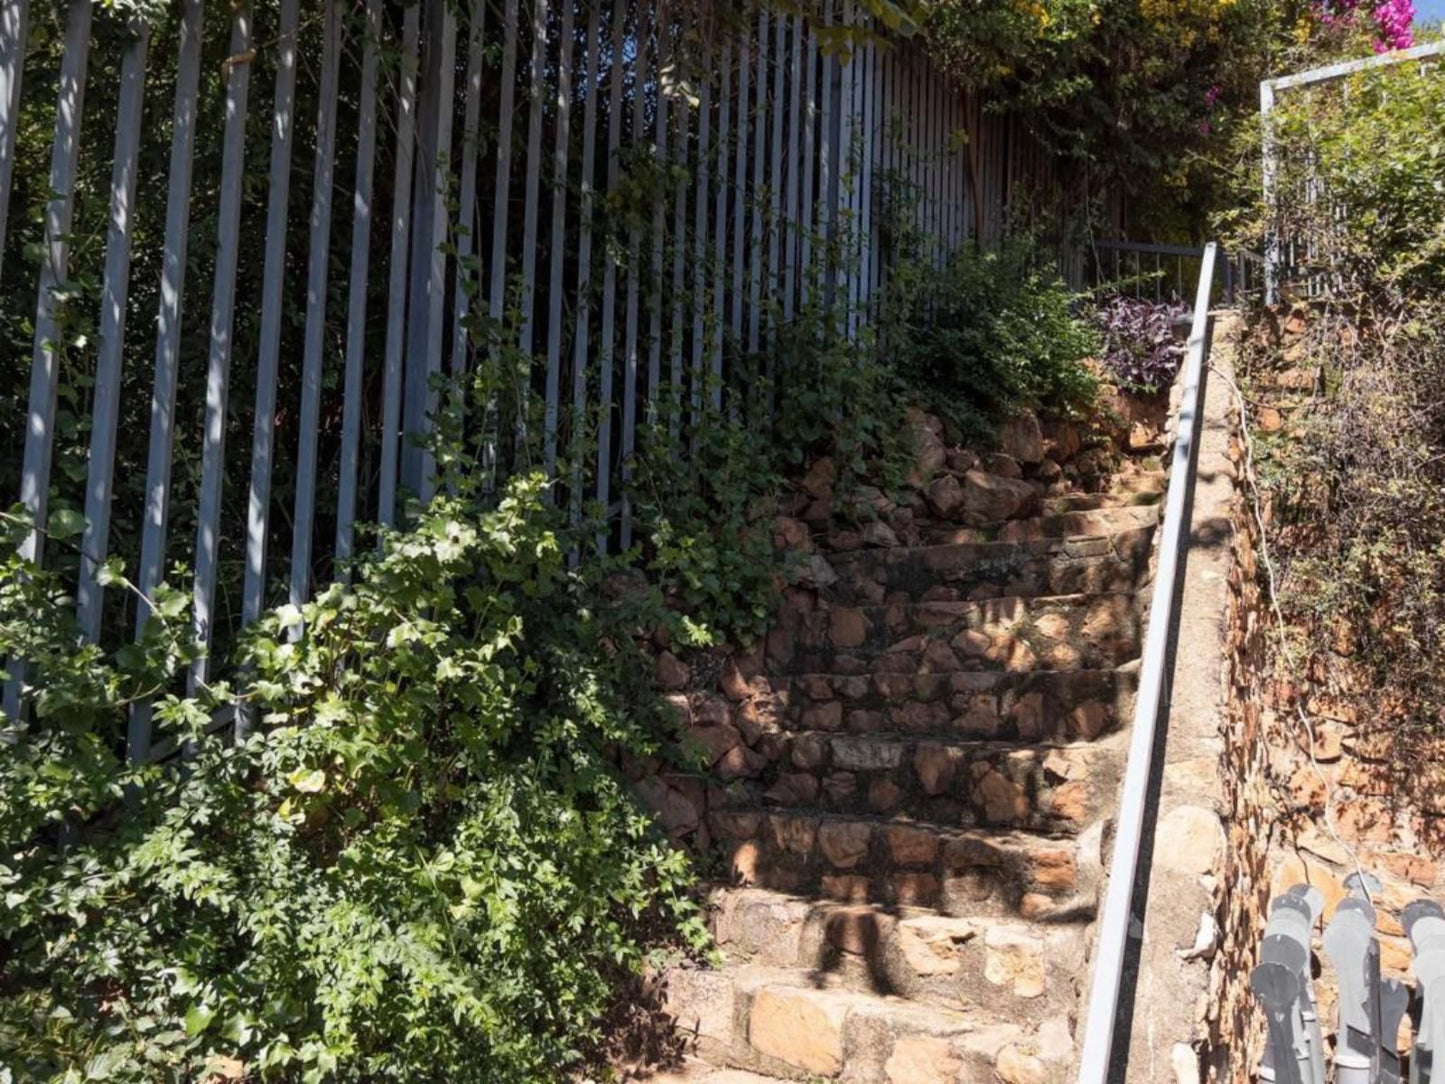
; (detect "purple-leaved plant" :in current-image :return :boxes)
[1094,295,1190,394]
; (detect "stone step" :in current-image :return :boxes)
[718,732,1123,832]
[777,592,1143,676]
[823,526,1155,607]
[641,1058,783,1084]
[916,503,1160,546]
[707,887,1089,1022]
[710,810,1102,921]
[663,962,1074,1082]
[779,663,1139,744]
[1039,488,1162,515]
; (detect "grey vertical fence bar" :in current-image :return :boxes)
[646,15,667,426]
[544,0,575,478]
[946,87,957,251]
[766,11,783,342]
[711,38,729,400]
[451,0,484,382]
[936,72,947,261]
[490,0,520,325]
[570,2,601,534]
[378,5,419,531]
[842,11,853,320]
[336,0,382,566]
[691,36,712,418]
[5,0,88,720]
[730,27,749,344]
[15,0,91,572]
[287,0,341,621]
[0,0,28,278]
[924,66,936,268]
[517,0,548,360]
[817,3,832,299]
[910,55,921,243]
[595,0,626,553]
[782,13,801,322]
[481,0,516,488]
[916,58,928,259]
[417,3,455,495]
[668,16,687,430]
[945,71,955,247]
[400,0,454,501]
[947,87,959,248]
[191,3,253,689]
[242,0,301,637]
[77,21,149,642]
[619,7,648,550]
[932,68,943,260]
[129,0,203,759]
[858,32,874,321]
[747,11,766,354]
[403,13,441,491]
[799,18,816,306]
[837,1,855,328]
[892,50,904,271]
[862,19,876,313]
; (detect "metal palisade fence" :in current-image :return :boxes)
[0,0,1076,748]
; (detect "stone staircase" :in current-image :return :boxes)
[653,412,1164,1084]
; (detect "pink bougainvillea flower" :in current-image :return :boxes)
[1373,0,1414,51]
[1315,0,1413,50]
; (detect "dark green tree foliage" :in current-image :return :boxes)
[922,0,1308,240]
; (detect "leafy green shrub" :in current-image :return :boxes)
[634,407,783,647]
[0,482,709,1083]
[771,297,914,494]
[895,238,1100,444]
[632,283,914,636]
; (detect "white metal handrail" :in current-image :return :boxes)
[1076,241,1218,1082]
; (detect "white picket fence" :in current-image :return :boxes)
[0,0,1077,749]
